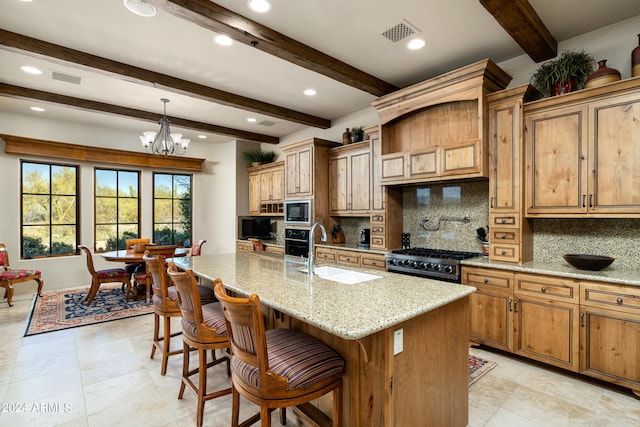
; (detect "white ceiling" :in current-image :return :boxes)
[1,0,640,145]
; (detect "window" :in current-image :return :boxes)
[153,173,192,246]
[21,161,79,258]
[95,168,140,252]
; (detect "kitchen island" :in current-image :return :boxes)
[174,252,476,426]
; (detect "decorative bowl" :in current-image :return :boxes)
[563,254,615,271]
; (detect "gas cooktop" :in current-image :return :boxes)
[386,247,483,282]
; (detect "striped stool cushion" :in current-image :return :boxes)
[155,285,216,309]
[181,301,227,337]
[232,328,344,391]
[95,268,129,279]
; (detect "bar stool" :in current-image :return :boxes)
[214,281,345,427]
[167,264,231,427]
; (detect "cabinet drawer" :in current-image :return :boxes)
[265,246,284,254]
[370,236,385,247]
[370,224,385,234]
[371,214,385,223]
[315,247,336,261]
[515,273,578,303]
[490,228,520,243]
[336,250,360,266]
[490,243,520,262]
[462,267,513,291]
[581,282,640,314]
[490,213,518,228]
[361,254,387,271]
[236,241,254,252]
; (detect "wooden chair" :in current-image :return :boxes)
[214,281,345,427]
[190,239,206,256]
[0,243,43,307]
[131,245,176,304]
[167,265,231,427]
[78,245,130,306]
[124,237,151,276]
[143,251,217,376]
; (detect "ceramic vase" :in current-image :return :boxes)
[342,128,351,145]
[585,60,621,89]
[632,34,640,78]
[551,79,577,96]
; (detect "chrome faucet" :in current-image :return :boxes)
[307,221,327,276]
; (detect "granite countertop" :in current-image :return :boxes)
[174,252,475,340]
[314,242,387,255]
[462,257,640,287]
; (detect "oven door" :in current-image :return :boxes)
[284,239,309,258]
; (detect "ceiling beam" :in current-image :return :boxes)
[0,83,280,144]
[479,0,557,63]
[146,0,399,96]
[0,28,329,129]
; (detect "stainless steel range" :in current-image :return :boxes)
[386,248,482,283]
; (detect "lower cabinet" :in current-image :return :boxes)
[464,266,640,395]
[314,247,387,272]
[236,241,254,252]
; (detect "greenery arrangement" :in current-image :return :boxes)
[241,149,277,164]
[531,49,595,97]
[350,126,365,142]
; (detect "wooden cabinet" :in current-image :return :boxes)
[486,85,537,263]
[284,144,313,197]
[463,266,579,371]
[329,141,371,216]
[525,78,640,218]
[579,281,640,396]
[265,245,284,254]
[236,240,254,252]
[248,161,284,216]
[314,246,386,272]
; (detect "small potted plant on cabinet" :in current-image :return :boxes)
[242,149,277,167]
[531,49,595,97]
[350,126,365,143]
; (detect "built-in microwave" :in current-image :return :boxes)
[284,199,312,226]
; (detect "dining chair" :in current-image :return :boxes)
[124,237,151,276]
[0,243,44,307]
[131,245,176,304]
[78,245,130,306]
[143,250,217,375]
[190,239,206,256]
[214,281,345,427]
[167,265,231,427]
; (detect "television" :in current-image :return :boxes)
[241,217,272,240]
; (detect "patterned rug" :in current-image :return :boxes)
[468,354,497,386]
[24,284,153,336]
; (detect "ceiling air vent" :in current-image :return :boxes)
[257,120,276,127]
[50,70,82,85]
[381,20,420,43]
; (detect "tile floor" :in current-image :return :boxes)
[1,293,639,427]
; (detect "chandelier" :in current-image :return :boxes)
[139,98,190,156]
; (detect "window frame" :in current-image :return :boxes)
[152,172,193,247]
[94,167,142,253]
[20,160,80,259]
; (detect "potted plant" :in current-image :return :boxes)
[241,149,277,167]
[350,126,365,143]
[531,49,595,97]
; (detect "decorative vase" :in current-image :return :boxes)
[632,34,640,77]
[342,128,351,145]
[551,79,577,96]
[585,60,621,89]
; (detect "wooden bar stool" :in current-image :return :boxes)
[214,281,345,427]
[167,264,231,427]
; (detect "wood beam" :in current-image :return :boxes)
[0,29,329,129]
[2,134,205,172]
[146,0,399,96]
[0,83,280,144]
[480,0,557,63]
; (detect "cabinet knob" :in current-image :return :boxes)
[541,287,547,293]
[501,233,507,239]
[500,218,506,224]
[617,297,623,305]
[483,278,489,283]
[501,250,506,255]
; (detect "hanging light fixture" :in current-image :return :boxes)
[139,98,190,156]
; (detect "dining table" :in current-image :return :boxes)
[99,247,189,262]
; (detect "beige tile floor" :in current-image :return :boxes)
[1,293,639,427]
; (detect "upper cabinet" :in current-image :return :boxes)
[525,78,640,218]
[329,141,371,216]
[248,161,284,216]
[284,144,313,197]
[371,59,512,186]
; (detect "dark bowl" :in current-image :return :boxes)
[563,254,615,271]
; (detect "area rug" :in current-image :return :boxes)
[468,355,497,386]
[24,284,153,336]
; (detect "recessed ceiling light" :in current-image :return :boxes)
[248,0,271,13]
[198,135,207,139]
[21,66,43,75]
[19,0,33,3]
[123,0,156,17]
[407,38,427,50]
[247,117,258,123]
[214,35,234,46]
[304,89,317,96]
[30,106,45,112]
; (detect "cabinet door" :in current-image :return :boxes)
[329,155,348,213]
[259,170,272,202]
[285,151,299,196]
[349,150,371,213]
[489,99,521,212]
[441,140,480,176]
[297,146,313,195]
[270,167,283,202]
[370,130,385,211]
[248,172,261,215]
[589,94,640,214]
[525,105,588,215]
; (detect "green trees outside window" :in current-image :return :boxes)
[21,161,79,258]
[95,168,141,252]
[153,173,192,246]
